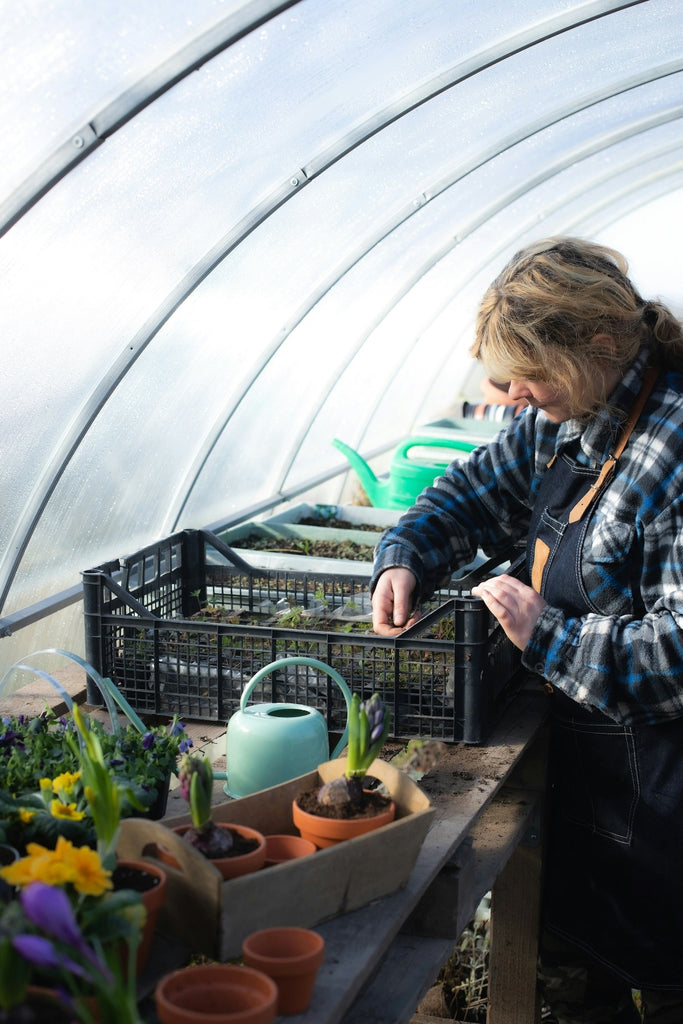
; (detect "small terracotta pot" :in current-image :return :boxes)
[155,963,277,1024]
[263,834,317,867]
[242,927,325,1015]
[113,858,168,975]
[172,823,266,879]
[292,798,396,849]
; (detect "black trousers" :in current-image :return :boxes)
[538,932,683,1024]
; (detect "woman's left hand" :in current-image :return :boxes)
[471,574,547,650]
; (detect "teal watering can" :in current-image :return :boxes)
[222,657,353,798]
[333,435,478,509]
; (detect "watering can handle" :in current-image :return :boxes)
[396,436,478,459]
[241,656,353,760]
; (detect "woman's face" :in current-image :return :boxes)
[506,379,573,422]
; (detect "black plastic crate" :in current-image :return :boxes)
[82,529,523,743]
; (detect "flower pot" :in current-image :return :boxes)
[242,926,325,1015]
[171,823,266,879]
[155,963,277,1024]
[113,858,167,974]
[135,772,172,821]
[263,834,316,867]
[292,796,396,849]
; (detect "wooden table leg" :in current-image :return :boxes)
[486,838,543,1024]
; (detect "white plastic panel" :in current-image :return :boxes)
[1,0,682,671]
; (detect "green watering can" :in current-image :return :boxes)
[332,435,478,509]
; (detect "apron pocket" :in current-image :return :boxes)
[553,717,639,844]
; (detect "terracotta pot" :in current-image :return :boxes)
[292,797,396,849]
[155,963,277,1024]
[113,858,167,975]
[172,823,266,879]
[242,926,325,1015]
[263,834,316,867]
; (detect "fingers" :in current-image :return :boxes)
[471,574,547,650]
[371,568,418,636]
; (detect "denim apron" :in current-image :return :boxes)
[528,433,683,990]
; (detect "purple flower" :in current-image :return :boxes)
[142,732,155,751]
[12,934,87,979]
[179,737,193,753]
[21,883,83,948]
[170,720,186,737]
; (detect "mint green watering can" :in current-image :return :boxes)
[333,435,478,509]
[222,657,353,799]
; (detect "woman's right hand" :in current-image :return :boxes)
[371,567,419,636]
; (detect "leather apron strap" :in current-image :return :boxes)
[567,364,659,524]
[530,365,659,592]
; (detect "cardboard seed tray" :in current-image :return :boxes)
[117,757,434,961]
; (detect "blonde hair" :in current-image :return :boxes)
[470,237,683,420]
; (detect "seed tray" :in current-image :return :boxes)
[82,529,523,743]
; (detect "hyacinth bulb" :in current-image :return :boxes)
[181,820,234,859]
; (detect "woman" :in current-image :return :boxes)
[371,238,683,1022]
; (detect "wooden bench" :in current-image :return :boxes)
[2,670,549,1023]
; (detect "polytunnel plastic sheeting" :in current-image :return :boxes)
[1,1,682,671]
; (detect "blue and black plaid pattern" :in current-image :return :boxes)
[372,347,683,726]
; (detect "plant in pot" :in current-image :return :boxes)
[169,753,266,879]
[0,709,192,857]
[1,650,193,827]
[292,692,396,848]
[69,704,168,975]
[0,836,146,1024]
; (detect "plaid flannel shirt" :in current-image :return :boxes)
[372,347,683,726]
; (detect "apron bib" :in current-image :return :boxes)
[528,438,683,989]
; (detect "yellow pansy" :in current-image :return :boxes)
[50,799,85,821]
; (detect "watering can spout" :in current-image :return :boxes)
[332,438,390,508]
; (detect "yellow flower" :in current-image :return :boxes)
[52,770,81,795]
[0,836,112,896]
[62,843,112,896]
[0,841,56,886]
[0,855,38,886]
[39,778,53,798]
[50,799,85,821]
[18,808,36,823]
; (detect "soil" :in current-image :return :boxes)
[112,863,162,892]
[216,828,260,857]
[240,533,374,561]
[297,516,380,531]
[295,784,393,820]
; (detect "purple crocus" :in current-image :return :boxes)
[21,883,82,948]
[19,883,114,985]
[12,934,87,979]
